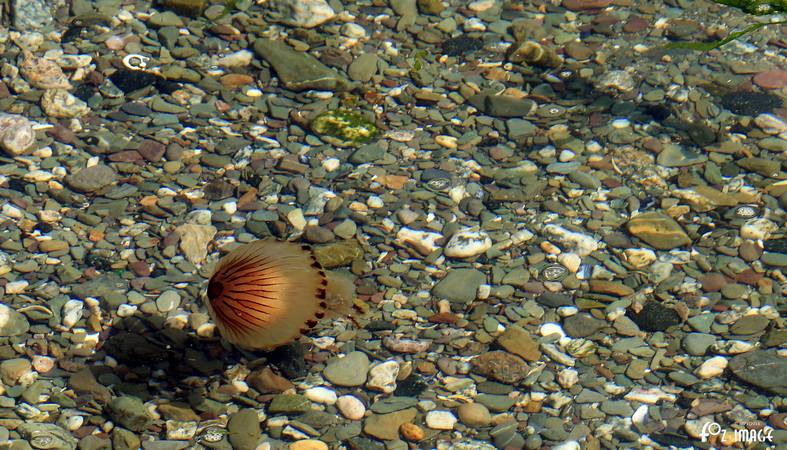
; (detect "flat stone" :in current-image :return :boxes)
[627,212,691,249]
[347,54,378,82]
[247,367,294,393]
[107,396,152,432]
[682,333,716,356]
[730,315,770,335]
[729,350,787,395]
[497,325,541,362]
[657,144,707,167]
[563,313,606,338]
[268,394,311,414]
[471,351,529,384]
[432,269,486,303]
[457,403,492,427]
[363,408,417,441]
[227,408,261,450]
[69,368,112,403]
[589,280,634,296]
[253,38,350,91]
[323,351,369,387]
[66,164,117,193]
[753,70,787,89]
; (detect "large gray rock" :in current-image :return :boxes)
[432,269,486,303]
[253,38,350,92]
[729,350,787,395]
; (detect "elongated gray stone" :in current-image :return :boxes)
[253,38,350,92]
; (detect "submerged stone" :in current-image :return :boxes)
[312,109,378,147]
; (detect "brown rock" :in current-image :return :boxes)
[564,42,594,60]
[700,273,727,292]
[739,241,762,262]
[562,0,611,10]
[736,269,763,286]
[753,70,787,90]
[769,412,787,430]
[220,73,255,88]
[46,124,77,144]
[247,367,294,393]
[157,402,201,421]
[138,139,166,162]
[399,422,424,442]
[497,325,541,362]
[108,150,143,162]
[623,16,649,33]
[589,280,634,296]
[69,368,112,403]
[471,351,529,384]
[626,212,691,249]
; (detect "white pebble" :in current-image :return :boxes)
[367,196,384,209]
[322,158,341,172]
[539,322,567,340]
[543,224,599,256]
[65,415,84,431]
[2,204,24,219]
[468,0,495,11]
[557,306,578,317]
[558,149,575,162]
[61,299,84,329]
[425,410,457,430]
[557,252,581,273]
[610,118,630,129]
[223,201,237,215]
[216,49,253,68]
[552,441,580,450]
[624,387,676,404]
[336,395,365,420]
[117,304,138,317]
[558,368,579,388]
[366,360,399,393]
[443,229,492,259]
[396,227,443,254]
[695,356,728,379]
[304,386,338,405]
[287,208,307,230]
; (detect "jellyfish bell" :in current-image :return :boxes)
[203,239,355,351]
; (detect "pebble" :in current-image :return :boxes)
[336,395,366,420]
[425,410,457,430]
[443,229,492,258]
[0,113,36,156]
[695,356,728,379]
[323,351,369,386]
[627,212,691,249]
[289,440,329,450]
[304,386,337,404]
[0,304,30,336]
[454,403,491,428]
[366,360,400,393]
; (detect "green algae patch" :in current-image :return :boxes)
[311,109,378,147]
